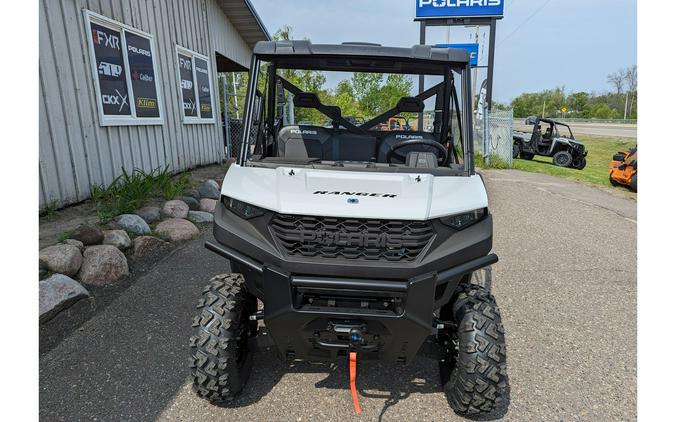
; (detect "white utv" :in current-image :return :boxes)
[190,40,508,419]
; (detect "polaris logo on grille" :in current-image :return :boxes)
[313,191,397,198]
[300,230,403,248]
[395,134,424,140]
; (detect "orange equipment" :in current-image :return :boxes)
[385,116,417,131]
[609,147,637,192]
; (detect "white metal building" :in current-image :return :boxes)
[39,0,269,208]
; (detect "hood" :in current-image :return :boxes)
[221,165,488,220]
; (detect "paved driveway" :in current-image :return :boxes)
[40,169,637,421]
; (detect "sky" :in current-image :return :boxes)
[251,0,637,103]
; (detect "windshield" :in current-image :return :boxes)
[238,57,473,175]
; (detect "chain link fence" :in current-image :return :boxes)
[474,108,514,167]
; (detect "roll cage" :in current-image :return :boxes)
[237,41,475,175]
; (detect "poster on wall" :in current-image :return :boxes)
[194,57,213,119]
[178,53,197,118]
[90,22,130,116]
[126,32,159,118]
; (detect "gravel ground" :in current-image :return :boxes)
[39,169,636,421]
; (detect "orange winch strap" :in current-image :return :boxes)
[349,352,362,415]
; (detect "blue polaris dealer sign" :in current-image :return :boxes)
[436,43,479,67]
[416,0,505,19]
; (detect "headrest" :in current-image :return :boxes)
[396,97,424,113]
[293,92,321,108]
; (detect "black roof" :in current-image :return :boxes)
[252,41,470,74]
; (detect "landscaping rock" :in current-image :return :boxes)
[62,239,85,252]
[133,236,170,258]
[70,225,104,246]
[115,214,151,235]
[183,188,201,200]
[199,198,217,213]
[39,274,90,323]
[155,218,200,242]
[103,229,131,250]
[39,244,83,277]
[197,179,220,199]
[135,206,161,224]
[78,245,129,286]
[161,200,190,219]
[182,196,201,211]
[187,211,214,224]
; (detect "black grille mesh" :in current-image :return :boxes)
[270,214,435,261]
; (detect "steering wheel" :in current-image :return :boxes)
[386,139,448,165]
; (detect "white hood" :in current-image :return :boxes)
[221,165,488,220]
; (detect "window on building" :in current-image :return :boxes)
[84,10,163,126]
[175,46,215,123]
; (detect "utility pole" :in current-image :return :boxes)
[472,25,479,112]
[542,99,546,118]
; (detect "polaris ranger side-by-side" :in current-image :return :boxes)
[190,40,508,418]
[513,116,587,169]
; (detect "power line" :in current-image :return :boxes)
[477,0,554,66]
[498,0,554,46]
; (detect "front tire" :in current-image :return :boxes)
[512,142,520,159]
[189,274,257,404]
[630,174,637,192]
[440,283,508,419]
[553,150,573,167]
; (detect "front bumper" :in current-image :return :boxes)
[207,240,496,363]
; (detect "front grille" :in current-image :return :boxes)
[269,214,435,261]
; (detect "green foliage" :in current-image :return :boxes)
[511,65,638,119]
[475,153,511,169]
[40,200,60,220]
[90,167,190,221]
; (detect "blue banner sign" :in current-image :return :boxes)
[416,0,504,19]
[436,43,479,67]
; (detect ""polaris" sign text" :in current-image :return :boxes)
[416,0,504,19]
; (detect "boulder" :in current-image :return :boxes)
[197,179,220,199]
[70,225,104,246]
[103,229,131,250]
[187,211,214,224]
[183,188,201,200]
[135,206,161,224]
[182,196,201,211]
[78,245,129,286]
[199,198,218,213]
[39,274,90,323]
[115,214,151,235]
[161,200,190,219]
[39,244,83,277]
[133,236,170,258]
[155,218,200,242]
[62,238,85,252]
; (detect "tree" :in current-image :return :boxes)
[607,71,624,95]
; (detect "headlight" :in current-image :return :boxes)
[440,208,486,230]
[222,196,265,219]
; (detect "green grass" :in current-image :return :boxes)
[91,166,190,221]
[511,135,637,192]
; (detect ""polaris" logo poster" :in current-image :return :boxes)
[416,0,504,19]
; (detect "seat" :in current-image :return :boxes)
[377,132,441,164]
[277,125,332,159]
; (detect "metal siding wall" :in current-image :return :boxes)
[207,0,251,68]
[39,0,249,208]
